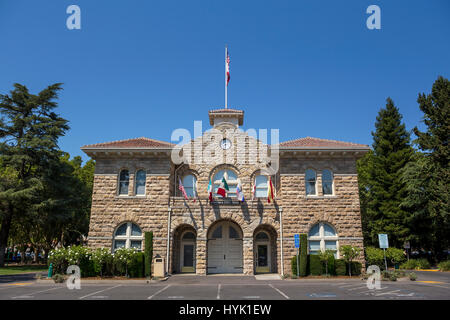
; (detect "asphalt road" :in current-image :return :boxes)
[0,272,449,300]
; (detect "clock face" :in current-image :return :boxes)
[220,138,232,150]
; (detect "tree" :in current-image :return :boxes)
[317,249,334,276]
[357,98,414,248]
[0,83,69,266]
[340,245,361,277]
[408,76,449,260]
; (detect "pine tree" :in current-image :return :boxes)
[358,98,414,248]
[408,76,449,260]
[0,83,69,266]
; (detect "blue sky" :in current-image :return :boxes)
[1,0,449,162]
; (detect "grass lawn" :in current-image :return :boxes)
[0,265,48,275]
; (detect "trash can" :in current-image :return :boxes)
[394,263,399,270]
[153,254,165,278]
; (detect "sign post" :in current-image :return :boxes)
[294,234,300,277]
[403,241,410,261]
[378,234,389,271]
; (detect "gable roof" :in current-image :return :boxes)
[81,137,174,149]
[278,137,369,149]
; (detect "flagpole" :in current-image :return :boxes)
[225,46,228,109]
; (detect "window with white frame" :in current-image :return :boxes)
[182,174,197,197]
[255,175,268,198]
[305,169,317,195]
[135,170,146,195]
[213,169,238,197]
[118,169,130,195]
[322,169,333,195]
[308,222,338,258]
[113,222,143,251]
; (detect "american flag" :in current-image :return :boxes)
[226,50,230,86]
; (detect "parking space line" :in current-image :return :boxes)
[79,285,121,300]
[11,286,62,299]
[147,284,171,300]
[243,296,260,299]
[374,289,401,296]
[217,284,221,300]
[359,287,389,294]
[269,284,290,299]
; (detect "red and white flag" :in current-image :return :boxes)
[226,49,230,86]
[179,178,189,201]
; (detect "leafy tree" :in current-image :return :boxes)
[357,98,414,248]
[0,83,69,266]
[406,76,449,260]
[386,247,406,265]
[317,249,334,276]
[340,245,361,277]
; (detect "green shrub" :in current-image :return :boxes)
[144,231,153,278]
[335,259,346,276]
[128,252,145,278]
[438,260,450,271]
[386,248,406,265]
[291,255,299,276]
[52,274,65,283]
[400,259,417,270]
[309,255,322,275]
[92,248,113,277]
[365,247,385,269]
[326,255,336,275]
[416,258,431,269]
[409,272,417,281]
[340,245,361,276]
[350,261,362,276]
[299,234,308,276]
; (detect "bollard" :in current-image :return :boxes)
[47,263,53,278]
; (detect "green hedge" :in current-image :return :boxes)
[299,234,308,276]
[349,261,362,276]
[309,255,322,275]
[325,255,336,275]
[144,232,153,278]
[129,252,145,278]
[335,259,346,276]
[291,255,299,276]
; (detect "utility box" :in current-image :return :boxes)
[153,254,165,278]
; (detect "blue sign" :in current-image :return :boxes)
[294,234,300,248]
[378,234,389,249]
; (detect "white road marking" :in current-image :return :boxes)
[79,285,121,300]
[243,296,260,299]
[11,286,62,299]
[147,285,171,300]
[168,296,184,299]
[339,283,363,288]
[12,295,34,299]
[269,284,290,299]
[347,286,370,291]
[217,284,221,300]
[374,289,401,296]
[359,286,389,295]
[90,295,108,299]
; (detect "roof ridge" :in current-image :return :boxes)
[82,136,174,148]
[279,136,368,147]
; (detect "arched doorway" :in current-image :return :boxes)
[180,231,196,273]
[253,225,277,274]
[172,225,196,274]
[207,220,243,274]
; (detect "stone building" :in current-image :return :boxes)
[81,108,369,276]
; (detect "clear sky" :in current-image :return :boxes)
[1,0,449,162]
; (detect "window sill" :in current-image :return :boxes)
[115,195,147,199]
[305,195,338,199]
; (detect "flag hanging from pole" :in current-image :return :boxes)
[226,49,230,86]
[236,179,245,202]
[217,175,229,198]
[267,176,275,203]
[207,178,213,203]
[178,178,189,201]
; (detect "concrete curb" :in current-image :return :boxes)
[37,277,169,284]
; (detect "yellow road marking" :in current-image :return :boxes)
[8,283,32,286]
[417,280,444,284]
[416,269,439,272]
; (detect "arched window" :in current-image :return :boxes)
[118,169,130,195]
[308,222,338,258]
[135,170,146,195]
[322,169,333,195]
[182,174,197,197]
[305,169,316,196]
[255,231,269,241]
[113,222,143,251]
[255,175,268,198]
[213,169,238,197]
[182,232,196,240]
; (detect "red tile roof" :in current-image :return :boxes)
[81,137,174,149]
[278,137,369,149]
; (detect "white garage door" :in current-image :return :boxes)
[207,222,243,274]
